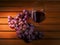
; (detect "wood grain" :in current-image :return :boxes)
[0,12,19,17]
[0,25,14,31]
[0,32,60,38]
[0,1,60,45]
[0,17,60,24]
[0,40,60,45]
[44,1,60,18]
[0,25,60,31]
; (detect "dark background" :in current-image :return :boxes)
[0,0,60,45]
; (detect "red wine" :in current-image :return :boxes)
[33,11,45,23]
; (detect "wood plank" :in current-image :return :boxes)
[44,2,60,11]
[0,7,33,11]
[44,1,60,17]
[41,17,60,24]
[0,0,59,1]
[0,32,17,38]
[0,32,60,38]
[0,24,60,31]
[44,32,60,38]
[0,40,60,45]
[46,12,60,17]
[36,25,60,31]
[0,17,60,24]
[0,18,8,24]
[0,10,60,18]
[0,12,20,17]
[0,25,14,31]
[0,1,43,7]
[0,7,43,11]
[0,0,39,1]
[34,25,60,31]
[0,12,60,18]
[43,0,60,1]
[0,2,35,7]
[0,1,43,11]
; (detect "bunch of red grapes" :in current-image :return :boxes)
[8,10,43,43]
